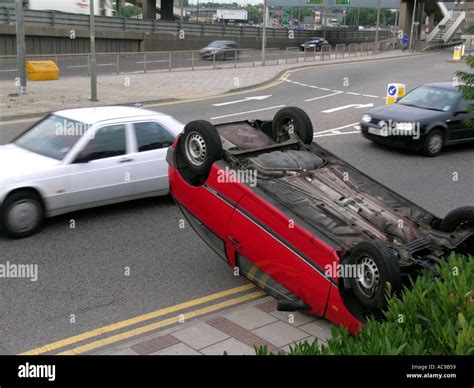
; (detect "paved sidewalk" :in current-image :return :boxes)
[95,296,334,355]
[0,49,416,120]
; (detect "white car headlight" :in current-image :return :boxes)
[361,114,372,123]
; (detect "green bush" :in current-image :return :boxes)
[256,254,474,355]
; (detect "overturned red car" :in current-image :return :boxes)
[167,107,474,333]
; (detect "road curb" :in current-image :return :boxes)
[0,51,435,122]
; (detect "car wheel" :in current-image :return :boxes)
[271,107,314,144]
[439,206,474,255]
[422,129,444,157]
[179,120,223,179]
[348,240,401,310]
[0,191,44,238]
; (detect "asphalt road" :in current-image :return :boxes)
[0,50,473,354]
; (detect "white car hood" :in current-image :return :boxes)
[0,144,60,181]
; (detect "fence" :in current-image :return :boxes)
[0,7,392,43]
[0,42,394,82]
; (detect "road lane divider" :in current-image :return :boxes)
[59,290,266,355]
[20,284,256,355]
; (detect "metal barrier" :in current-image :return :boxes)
[320,45,331,61]
[348,43,358,57]
[335,44,345,59]
[360,43,369,56]
[285,47,300,64]
[0,42,395,81]
[303,46,316,62]
[0,7,393,45]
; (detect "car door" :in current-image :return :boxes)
[59,123,134,210]
[226,194,332,316]
[127,120,175,196]
[447,99,474,142]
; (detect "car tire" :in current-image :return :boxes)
[422,129,444,157]
[271,107,314,144]
[439,206,474,233]
[179,120,223,179]
[0,191,44,239]
[348,240,401,311]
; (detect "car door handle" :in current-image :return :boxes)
[228,236,242,249]
[119,158,134,163]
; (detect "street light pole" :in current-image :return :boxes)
[375,0,381,42]
[262,0,267,65]
[409,0,417,52]
[89,0,98,101]
[15,0,27,95]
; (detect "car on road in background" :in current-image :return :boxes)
[199,41,240,60]
[167,107,474,333]
[0,106,183,238]
[360,82,474,156]
[300,37,329,52]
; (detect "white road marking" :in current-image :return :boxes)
[305,92,343,102]
[284,78,382,100]
[210,105,285,120]
[212,95,271,107]
[322,103,374,113]
[314,130,361,138]
[313,122,359,137]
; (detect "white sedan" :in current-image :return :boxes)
[0,106,184,238]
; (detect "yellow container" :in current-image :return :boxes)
[26,60,59,81]
[453,46,462,61]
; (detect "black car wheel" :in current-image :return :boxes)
[348,240,401,310]
[439,207,474,255]
[422,129,444,157]
[179,120,223,179]
[0,190,44,239]
[271,107,314,144]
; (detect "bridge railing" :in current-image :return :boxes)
[0,7,392,42]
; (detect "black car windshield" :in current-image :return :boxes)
[397,86,459,112]
[15,115,89,160]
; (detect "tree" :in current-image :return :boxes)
[456,57,474,126]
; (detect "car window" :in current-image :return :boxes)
[83,124,126,161]
[15,115,88,160]
[134,122,174,152]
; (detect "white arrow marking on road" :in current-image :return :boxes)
[212,95,272,107]
[322,103,374,113]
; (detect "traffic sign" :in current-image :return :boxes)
[335,0,350,4]
[386,83,406,105]
[282,7,291,26]
[306,0,323,4]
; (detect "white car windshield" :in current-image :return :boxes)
[15,115,89,160]
[397,86,459,112]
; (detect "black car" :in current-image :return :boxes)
[300,37,329,52]
[199,40,240,60]
[360,82,474,156]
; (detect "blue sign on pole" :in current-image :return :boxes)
[388,85,397,97]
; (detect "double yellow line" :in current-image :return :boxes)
[21,284,264,355]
